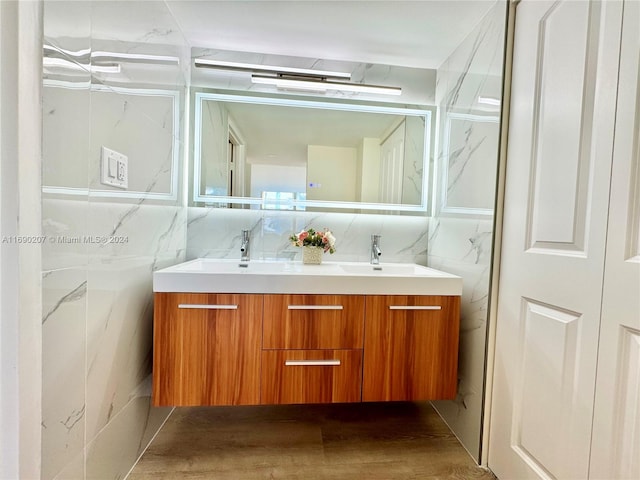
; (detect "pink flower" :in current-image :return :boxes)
[289,227,336,254]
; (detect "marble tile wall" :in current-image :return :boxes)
[429,1,506,462]
[41,1,188,479]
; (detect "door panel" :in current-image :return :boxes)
[589,1,640,477]
[488,1,622,479]
[379,122,405,204]
[526,0,593,250]
[513,300,584,478]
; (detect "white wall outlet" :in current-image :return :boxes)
[100,147,128,189]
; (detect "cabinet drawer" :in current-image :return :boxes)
[362,295,460,402]
[261,349,362,404]
[263,295,365,349]
[152,293,262,406]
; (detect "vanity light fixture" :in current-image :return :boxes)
[43,57,121,74]
[43,45,179,75]
[194,58,401,96]
[478,96,501,106]
[44,45,180,65]
[43,44,91,58]
[194,58,351,79]
[91,51,181,65]
[251,74,402,96]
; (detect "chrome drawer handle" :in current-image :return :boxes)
[287,305,343,310]
[178,304,238,310]
[285,360,341,366]
[388,305,442,310]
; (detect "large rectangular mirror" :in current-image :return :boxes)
[192,92,432,212]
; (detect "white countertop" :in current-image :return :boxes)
[153,259,462,296]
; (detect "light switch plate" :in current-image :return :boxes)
[100,147,128,189]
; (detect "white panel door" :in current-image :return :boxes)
[379,121,405,204]
[489,1,622,479]
[590,1,640,478]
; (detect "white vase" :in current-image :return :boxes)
[302,246,323,265]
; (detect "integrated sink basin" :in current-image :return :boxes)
[153,259,462,295]
[338,263,452,276]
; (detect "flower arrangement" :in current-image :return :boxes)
[289,227,336,254]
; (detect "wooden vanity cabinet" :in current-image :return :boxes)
[362,295,460,402]
[152,292,460,406]
[152,293,262,407]
[261,294,365,404]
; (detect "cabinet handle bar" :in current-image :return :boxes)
[389,305,441,310]
[285,360,341,366]
[178,304,238,310]
[287,305,343,310]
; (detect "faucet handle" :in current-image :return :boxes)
[371,234,382,265]
[240,230,250,250]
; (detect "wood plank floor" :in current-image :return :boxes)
[128,402,497,480]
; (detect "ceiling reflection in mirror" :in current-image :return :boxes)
[193,93,432,212]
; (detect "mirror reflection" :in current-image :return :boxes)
[193,93,432,212]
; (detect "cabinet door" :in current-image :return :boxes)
[263,294,365,349]
[152,293,262,406]
[362,295,460,401]
[261,349,362,404]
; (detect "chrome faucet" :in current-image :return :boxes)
[240,229,250,262]
[371,234,382,265]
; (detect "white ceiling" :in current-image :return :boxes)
[167,0,496,70]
